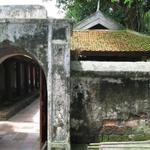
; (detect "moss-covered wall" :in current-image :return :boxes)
[71,76,150,144]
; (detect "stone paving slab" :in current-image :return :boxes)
[0,98,40,150]
[0,92,39,121]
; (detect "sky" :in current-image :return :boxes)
[0,0,65,18]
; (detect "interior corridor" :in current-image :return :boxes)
[0,98,40,150]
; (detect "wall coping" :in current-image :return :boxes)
[0,5,47,19]
[71,61,150,72]
[71,61,150,77]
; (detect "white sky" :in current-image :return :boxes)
[0,0,65,18]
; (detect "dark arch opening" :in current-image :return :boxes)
[89,24,108,30]
[0,49,47,150]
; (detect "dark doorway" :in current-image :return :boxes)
[0,54,47,150]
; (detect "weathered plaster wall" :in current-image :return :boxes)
[0,5,47,19]
[71,61,150,144]
[47,20,71,150]
[0,19,48,72]
[0,5,71,150]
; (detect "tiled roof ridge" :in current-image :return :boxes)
[73,30,150,38]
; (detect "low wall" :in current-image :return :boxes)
[71,61,150,144]
[88,141,150,150]
[100,141,150,150]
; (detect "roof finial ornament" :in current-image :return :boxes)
[96,0,100,12]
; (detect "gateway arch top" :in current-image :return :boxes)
[0,5,47,19]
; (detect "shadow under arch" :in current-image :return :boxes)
[0,41,45,71]
[0,44,48,149]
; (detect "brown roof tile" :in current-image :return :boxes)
[71,30,150,52]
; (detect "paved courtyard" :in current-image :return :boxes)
[0,99,40,150]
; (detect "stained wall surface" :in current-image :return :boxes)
[71,61,150,143]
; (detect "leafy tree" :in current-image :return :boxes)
[112,0,150,32]
[56,0,150,33]
[144,10,150,33]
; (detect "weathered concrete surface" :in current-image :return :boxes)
[88,141,150,150]
[71,61,150,77]
[0,5,47,19]
[0,19,48,72]
[71,61,150,144]
[100,141,150,150]
[0,5,71,150]
[47,20,71,150]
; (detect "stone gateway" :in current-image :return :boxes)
[0,5,71,150]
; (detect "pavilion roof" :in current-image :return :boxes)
[71,30,150,53]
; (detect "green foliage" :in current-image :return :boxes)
[144,11,150,33]
[111,0,133,5]
[124,0,133,7]
[65,0,97,23]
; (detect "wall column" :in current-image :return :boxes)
[47,20,71,150]
[24,63,29,94]
[30,64,34,91]
[16,61,21,96]
[35,66,39,89]
[4,60,12,100]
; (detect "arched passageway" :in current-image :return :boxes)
[0,51,47,150]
